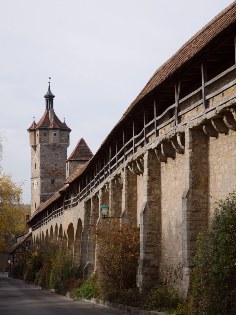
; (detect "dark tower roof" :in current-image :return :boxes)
[44,82,55,99]
[67,138,93,161]
[44,82,55,110]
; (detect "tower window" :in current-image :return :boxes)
[44,133,46,136]
[35,203,36,209]
[51,178,55,184]
[35,163,36,169]
[54,133,57,136]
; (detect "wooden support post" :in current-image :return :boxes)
[86,175,88,196]
[123,129,125,160]
[144,109,147,142]
[109,146,111,175]
[116,141,118,168]
[175,81,180,125]
[95,166,97,187]
[89,174,91,194]
[133,120,135,154]
[98,161,101,184]
[104,159,106,179]
[154,100,157,137]
[201,62,206,109]
[234,35,236,65]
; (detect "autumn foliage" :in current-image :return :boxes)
[0,173,28,251]
[96,218,140,299]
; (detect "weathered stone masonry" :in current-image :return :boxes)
[28,3,236,299]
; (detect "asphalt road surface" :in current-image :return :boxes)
[0,273,126,315]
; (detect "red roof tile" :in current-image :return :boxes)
[67,138,93,161]
[36,110,71,130]
[28,110,71,132]
[27,120,37,131]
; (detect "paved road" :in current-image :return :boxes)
[0,274,125,315]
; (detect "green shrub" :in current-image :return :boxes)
[144,286,181,312]
[49,270,55,289]
[191,192,236,315]
[71,275,99,300]
[106,288,143,307]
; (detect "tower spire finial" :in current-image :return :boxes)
[44,77,55,110]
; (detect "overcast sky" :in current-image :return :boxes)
[0,0,234,204]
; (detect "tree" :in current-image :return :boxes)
[191,193,236,315]
[0,139,29,252]
[0,173,28,252]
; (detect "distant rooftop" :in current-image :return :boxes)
[67,138,93,161]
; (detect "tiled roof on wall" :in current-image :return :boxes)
[67,138,93,161]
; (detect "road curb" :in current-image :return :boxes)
[81,297,167,315]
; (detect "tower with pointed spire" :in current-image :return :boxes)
[28,83,71,214]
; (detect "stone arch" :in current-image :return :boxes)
[45,229,49,243]
[41,231,45,243]
[74,219,83,266]
[54,224,59,241]
[36,235,40,245]
[85,196,99,275]
[50,225,53,241]
[58,224,63,240]
[67,223,74,260]
[100,185,109,217]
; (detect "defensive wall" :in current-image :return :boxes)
[28,3,236,298]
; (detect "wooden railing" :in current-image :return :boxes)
[32,64,236,231]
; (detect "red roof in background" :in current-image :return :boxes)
[67,138,93,161]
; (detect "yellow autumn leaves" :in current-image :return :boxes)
[0,174,29,252]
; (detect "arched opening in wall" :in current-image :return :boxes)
[36,235,39,244]
[45,230,49,243]
[54,224,58,242]
[100,186,109,218]
[111,176,122,218]
[67,223,74,261]
[93,194,99,221]
[50,226,53,241]
[74,219,82,266]
[41,231,45,243]
[124,169,138,225]
[58,224,63,242]
[85,195,99,275]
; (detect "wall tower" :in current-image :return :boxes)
[28,84,71,215]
